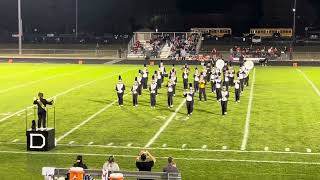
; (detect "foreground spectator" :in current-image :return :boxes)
[136,151,156,180]
[103,155,120,172]
[73,155,88,169]
[163,157,179,173]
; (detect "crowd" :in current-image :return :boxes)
[169,33,200,60]
[69,151,179,180]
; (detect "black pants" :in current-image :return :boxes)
[150,93,156,107]
[240,79,244,92]
[168,93,173,107]
[37,111,47,128]
[142,77,148,89]
[183,79,188,90]
[132,93,138,106]
[229,77,234,86]
[194,81,199,92]
[117,93,124,105]
[221,101,228,115]
[235,89,240,101]
[172,84,176,95]
[157,79,162,89]
[211,81,216,92]
[138,85,142,95]
[186,101,193,115]
[224,81,229,91]
[216,88,221,101]
[199,88,207,101]
[245,76,249,86]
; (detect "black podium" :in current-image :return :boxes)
[26,128,55,151]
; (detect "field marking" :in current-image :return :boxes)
[11,139,19,143]
[222,146,228,150]
[144,99,186,148]
[127,143,133,147]
[162,144,167,148]
[0,68,135,123]
[1,150,320,165]
[297,69,320,96]
[107,143,114,146]
[88,142,94,145]
[202,145,207,149]
[264,147,269,151]
[68,141,75,145]
[240,68,256,151]
[56,93,130,142]
[0,68,86,94]
[285,148,290,152]
[181,144,187,148]
[307,148,312,153]
[2,142,319,156]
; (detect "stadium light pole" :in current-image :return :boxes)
[292,0,297,44]
[75,0,78,38]
[18,0,22,55]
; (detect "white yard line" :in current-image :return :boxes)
[0,68,135,123]
[56,93,129,142]
[2,142,319,156]
[240,68,256,151]
[144,99,186,148]
[0,150,320,165]
[297,69,320,96]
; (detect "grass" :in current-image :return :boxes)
[0,63,320,179]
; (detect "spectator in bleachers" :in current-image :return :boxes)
[163,157,179,173]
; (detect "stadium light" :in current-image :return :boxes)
[75,0,78,38]
[292,0,297,44]
[18,0,22,55]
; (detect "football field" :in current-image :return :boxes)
[0,63,320,179]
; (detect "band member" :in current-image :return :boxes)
[206,62,212,82]
[210,72,216,93]
[170,71,177,96]
[228,68,235,86]
[142,64,149,89]
[157,70,162,89]
[132,77,139,107]
[184,83,194,116]
[234,78,241,103]
[149,76,157,108]
[194,68,200,92]
[223,71,230,91]
[182,68,189,90]
[221,86,229,115]
[153,71,159,95]
[33,92,53,128]
[167,80,174,108]
[215,76,222,101]
[115,76,125,106]
[199,75,207,101]
[137,70,143,95]
[159,61,167,83]
[244,68,250,87]
[238,69,245,93]
[169,65,177,83]
[202,67,207,82]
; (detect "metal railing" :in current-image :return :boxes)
[43,168,182,180]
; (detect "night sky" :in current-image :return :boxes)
[0,0,319,35]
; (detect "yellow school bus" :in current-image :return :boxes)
[191,28,232,37]
[249,28,293,38]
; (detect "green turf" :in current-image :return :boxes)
[0,63,320,179]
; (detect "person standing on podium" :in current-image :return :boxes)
[33,92,53,129]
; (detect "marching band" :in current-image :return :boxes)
[115,60,254,116]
